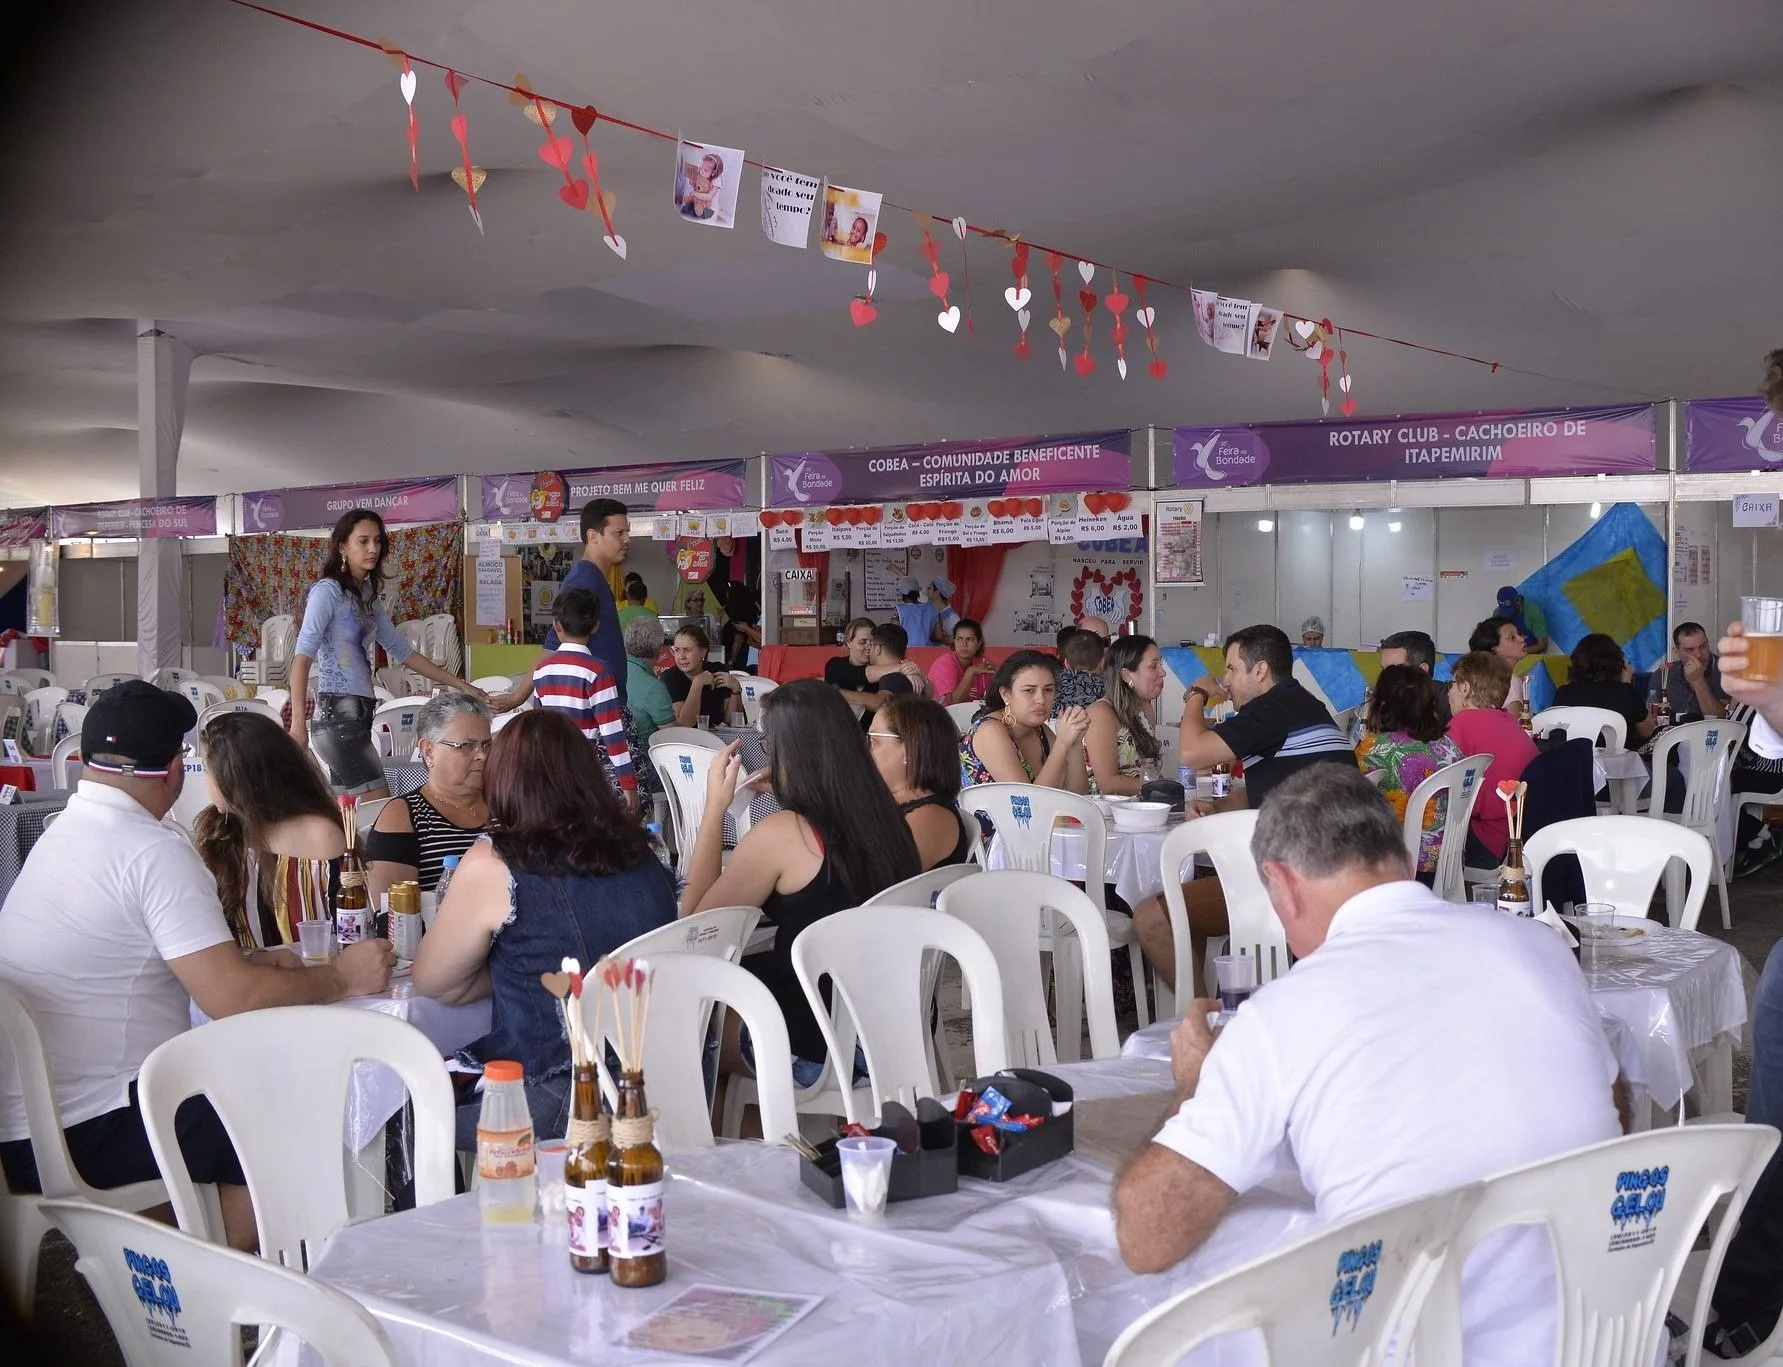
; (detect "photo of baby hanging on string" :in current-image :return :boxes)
[672,137,744,228]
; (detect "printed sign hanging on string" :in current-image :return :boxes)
[672,137,745,229]
[760,166,819,248]
[818,184,881,265]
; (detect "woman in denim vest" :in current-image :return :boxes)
[412,709,676,1147]
[288,507,484,798]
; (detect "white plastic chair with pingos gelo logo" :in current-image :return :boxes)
[1647,718,1746,929]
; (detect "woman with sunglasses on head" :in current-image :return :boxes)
[289,507,485,799]
[870,695,975,870]
[365,693,493,905]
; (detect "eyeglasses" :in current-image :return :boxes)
[433,738,493,754]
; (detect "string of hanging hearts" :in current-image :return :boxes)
[228,0,1511,411]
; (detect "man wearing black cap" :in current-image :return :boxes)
[0,682,394,1251]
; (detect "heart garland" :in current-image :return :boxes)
[1132,276,1167,380]
[1337,331,1356,417]
[564,105,625,258]
[1069,566,1144,627]
[1075,266,1098,377]
[1105,273,1131,381]
[442,70,481,234]
[849,232,888,328]
[1048,251,1070,371]
[1006,240,1032,360]
[952,214,975,337]
[918,215,960,334]
[395,55,419,193]
[531,97,589,216]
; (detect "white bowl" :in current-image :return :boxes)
[1101,794,1134,806]
[1112,801,1171,831]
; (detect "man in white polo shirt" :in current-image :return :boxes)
[1114,763,1620,1367]
[0,682,394,1250]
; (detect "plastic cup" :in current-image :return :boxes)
[1739,598,1783,683]
[1213,953,1258,1019]
[535,1142,570,1239]
[836,1135,896,1217]
[697,715,712,731]
[1574,902,1616,972]
[296,919,336,965]
[1470,884,1498,906]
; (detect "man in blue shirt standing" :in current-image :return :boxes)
[493,498,631,712]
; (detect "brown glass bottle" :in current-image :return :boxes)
[606,1070,665,1287]
[564,1063,610,1274]
[1497,837,1531,917]
[334,800,374,944]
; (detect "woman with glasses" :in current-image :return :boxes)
[365,693,493,901]
[869,696,974,870]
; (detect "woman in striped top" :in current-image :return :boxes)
[366,692,491,900]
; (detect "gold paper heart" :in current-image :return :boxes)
[586,189,619,217]
[450,166,488,192]
[522,100,559,126]
[539,970,572,998]
[1048,316,1071,338]
[377,37,408,69]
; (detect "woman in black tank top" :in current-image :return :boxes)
[871,696,974,869]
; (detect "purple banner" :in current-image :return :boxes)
[1171,405,1655,487]
[1685,397,1783,472]
[51,496,217,539]
[241,477,461,533]
[480,460,747,518]
[0,508,48,547]
[769,430,1132,507]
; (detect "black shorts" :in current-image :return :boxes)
[0,1080,245,1195]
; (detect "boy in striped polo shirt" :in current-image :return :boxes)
[533,588,638,808]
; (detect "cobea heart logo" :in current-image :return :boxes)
[1069,567,1143,626]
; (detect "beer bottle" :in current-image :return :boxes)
[564,1062,610,1274]
[1497,837,1532,917]
[1209,761,1232,800]
[606,1070,666,1287]
[333,796,374,944]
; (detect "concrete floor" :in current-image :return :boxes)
[14,861,1783,1365]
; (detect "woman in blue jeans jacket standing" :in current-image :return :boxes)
[288,508,484,798]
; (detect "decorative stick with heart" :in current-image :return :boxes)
[1337,331,1356,417]
[395,56,419,193]
[951,216,975,338]
[442,69,481,235]
[1075,271,1099,378]
[1006,239,1032,360]
[916,215,960,335]
[1105,273,1131,381]
[531,97,588,216]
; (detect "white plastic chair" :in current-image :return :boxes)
[371,699,425,763]
[1401,754,1492,904]
[148,666,198,692]
[81,671,138,697]
[197,698,281,731]
[589,952,797,1154]
[1413,1124,1780,1367]
[0,695,23,749]
[41,1200,397,1367]
[19,686,67,755]
[420,615,460,671]
[1647,719,1745,930]
[165,754,211,834]
[138,1006,456,1269]
[0,982,178,1325]
[1108,1184,1479,1367]
[946,701,980,734]
[1524,815,1715,932]
[1531,704,1628,752]
[259,614,297,687]
[1156,811,1285,1010]
[728,673,777,728]
[173,678,220,715]
[1,668,54,693]
[253,686,291,720]
[0,672,31,696]
[48,731,80,787]
[650,725,726,752]
[374,665,423,699]
[469,675,513,695]
[792,905,1009,1126]
[962,782,1150,1054]
[651,743,719,857]
[50,700,86,747]
[939,871,1121,1064]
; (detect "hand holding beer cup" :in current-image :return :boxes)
[1719,605,1783,735]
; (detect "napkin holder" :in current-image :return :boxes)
[955,1068,1076,1181]
[799,1098,958,1208]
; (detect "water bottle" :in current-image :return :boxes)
[1178,764,1197,797]
[476,1060,536,1223]
[435,853,461,905]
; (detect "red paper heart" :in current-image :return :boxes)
[1084,492,1108,515]
[571,105,598,137]
[906,503,927,522]
[758,510,780,528]
[1105,291,1130,315]
[849,297,878,328]
[987,499,1008,518]
[538,135,573,171]
[558,180,590,212]
[449,113,469,145]
[1013,335,1031,361]
[843,506,864,525]
[928,271,951,300]
[924,502,945,520]
[1318,349,1335,367]
[581,151,599,181]
[941,501,963,521]
[1024,497,1044,518]
[1111,319,1127,345]
[864,505,884,526]
[872,232,887,259]
[443,70,467,100]
[1012,242,1030,275]
[824,508,844,526]
[1105,492,1131,513]
[1077,289,1098,314]
[1148,358,1168,379]
[1074,352,1097,377]
[781,509,805,526]
[1341,398,1358,417]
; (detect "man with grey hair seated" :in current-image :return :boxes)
[365,691,492,902]
[1113,764,1621,1367]
[624,613,676,754]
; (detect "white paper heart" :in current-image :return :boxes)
[1305,341,1324,361]
[1058,347,1068,371]
[603,233,627,259]
[1321,396,1331,415]
[1077,260,1095,284]
[937,305,961,333]
[1017,309,1031,331]
[1117,357,1128,380]
[1338,374,1353,393]
[867,268,877,295]
[399,69,417,104]
[1004,286,1031,311]
[951,216,967,240]
[1293,318,1315,340]
[1134,307,1154,328]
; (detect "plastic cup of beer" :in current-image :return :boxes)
[1741,598,1783,683]
[296,918,336,965]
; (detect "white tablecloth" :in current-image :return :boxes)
[988,820,1177,909]
[293,1059,1317,1367]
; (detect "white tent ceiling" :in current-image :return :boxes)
[1,0,1780,507]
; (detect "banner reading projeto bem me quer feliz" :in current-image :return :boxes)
[481,460,746,518]
[1171,404,1656,487]
[768,430,1132,507]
